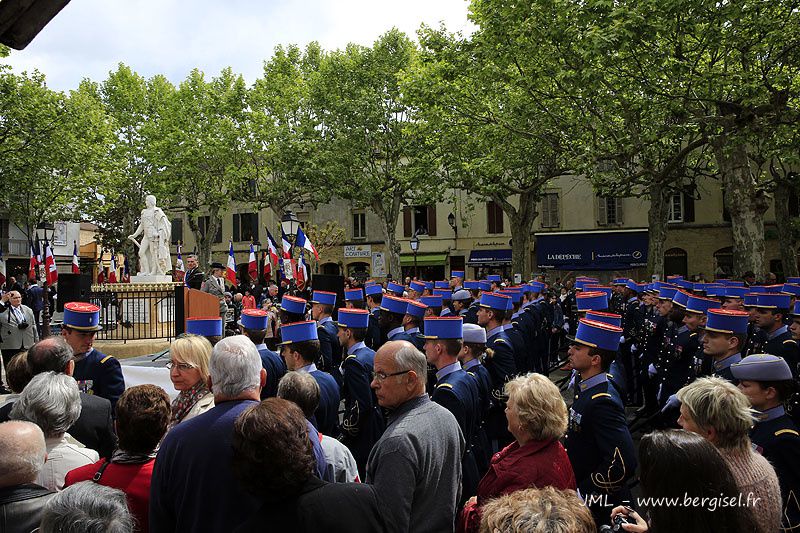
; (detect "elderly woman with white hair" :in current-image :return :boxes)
[677,376,781,533]
[10,372,99,490]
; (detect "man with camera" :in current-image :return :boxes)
[0,290,38,367]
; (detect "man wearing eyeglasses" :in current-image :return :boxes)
[0,291,38,370]
[366,340,464,533]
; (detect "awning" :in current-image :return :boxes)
[467,249,513,266]
[535,230,648,271]
[400,253,449,267]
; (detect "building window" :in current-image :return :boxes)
[171,218,183,245]
[403,205,437,236]
[233,213,259,242]
[487,201,504,234]
[198,216,223,244]
[598,196,624,226]
[353,212,366,239]
[668,193,683,223]
[540,193,560,228]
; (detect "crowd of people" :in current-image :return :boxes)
[0,268,798,532]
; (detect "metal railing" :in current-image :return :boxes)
[88,284,180,342]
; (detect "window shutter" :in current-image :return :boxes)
[403,207,412,237]
[487,203,495,233]
[616,197,624,225]
[496,203,504,233]
[427,204,437,236]
[233,215,241,242]
[171,219,183,245]
[683,192,695,222]
[598,197,607,226]
[550,194,559,227]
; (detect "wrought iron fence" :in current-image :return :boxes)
[87,284,181,342]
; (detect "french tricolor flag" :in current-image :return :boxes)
[71,241,80,274]
[109,253,118,283]
[226,241,237,286]
[295,226,319,261]
[248,243,258,281]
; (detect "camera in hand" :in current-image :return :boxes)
[599,514,629,532]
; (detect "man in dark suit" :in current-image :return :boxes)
[183,254,204,290]
[0,337,116,458]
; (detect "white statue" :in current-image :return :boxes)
[128,194,172,276]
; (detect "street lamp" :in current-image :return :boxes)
[448,212,457,238]
[35,222,54,337]
[281,210,300,244]
[410,233,420,279]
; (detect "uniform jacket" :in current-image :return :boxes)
[750,406,800,531]
[258,346,287,400]
[340,343,384,474]
[308,366,341,437]
[432,365,481,501]
[763,326,799,377]
[317,317,341,377]
[0,304,38,350]
[73,348,125,411]
[565,374,637,500]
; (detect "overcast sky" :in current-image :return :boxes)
[2,0,475,92]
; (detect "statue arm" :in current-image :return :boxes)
[128,212,145,240]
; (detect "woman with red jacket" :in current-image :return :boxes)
[65,385,170,533]
[459,373,576,533]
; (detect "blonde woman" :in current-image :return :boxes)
[459,373,576,533]
[167,334,214,427]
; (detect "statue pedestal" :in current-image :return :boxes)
[131,274,173,284]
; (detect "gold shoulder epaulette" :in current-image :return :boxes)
[436,382,454,389]
[100,355,113,364]
[591,392,612,400]
[775,429,800,437]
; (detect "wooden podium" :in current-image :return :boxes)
[184,288,222,326]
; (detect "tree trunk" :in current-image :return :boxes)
[371,193,402,280]
[774,178,799,278]
[712,137,769,279]
[646,181,671,279]
[498,190,538,280]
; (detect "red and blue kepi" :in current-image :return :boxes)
[239,309,268,330]
[186,317,222,337]
[279,320,318,345]
[335,308,370,329]
[569,318,623,352]
[421,316,463,339]
[63,302,103,331]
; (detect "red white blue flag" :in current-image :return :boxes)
[295,226,319,261]
[226,241,237,286]
[72,241,80,274]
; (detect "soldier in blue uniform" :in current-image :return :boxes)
[278,320,340,436]
[335,308,384,477]
[239,308,286,399]
[460,323,492,475]
[344,287,381,350]
[732,354,800,531]
[433,288,454,317]
[743,292,768,356]
[499,290,527,374]
[701,308,750,384]
[61,302,125,412]
[364,284,384,348]
[461,281,481,325]
[477,291,517,452]
[277,294,308,345]
[791,301,800,341]
[419,294,443,319]
[752,293,799,376]
[620,280,645,406]
[449,270,465,291]
[565,318,637,528]
[516,281,547,373]
[584,311,626,404]
[385,281,405,297]
[403,300,427,351]
[310,290,341,382]
[422,316,480,503]
[378,294,416,345]
[407,280,426,301]
[451,289,471,319]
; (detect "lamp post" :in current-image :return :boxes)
[281,210,300,244]
[35,222,54,338]
[410,233,420,279]
[448,212,457,238]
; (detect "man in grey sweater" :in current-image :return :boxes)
[366,340,465,533]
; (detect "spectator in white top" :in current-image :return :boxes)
[10,372,98,490]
